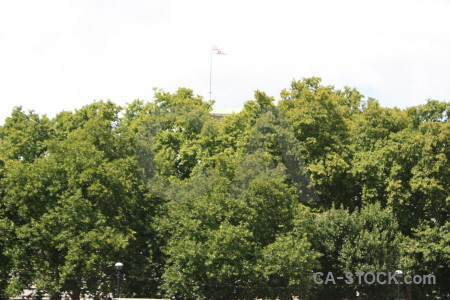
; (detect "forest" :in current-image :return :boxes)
[0,78,448,300]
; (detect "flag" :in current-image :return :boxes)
[212,46,226,55]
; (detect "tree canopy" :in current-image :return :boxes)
[1,79,448,300]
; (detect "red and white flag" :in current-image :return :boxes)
[212,46,226,55]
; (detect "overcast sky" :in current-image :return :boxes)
[1,0,449,123]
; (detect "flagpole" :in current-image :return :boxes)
[209,47,213,101]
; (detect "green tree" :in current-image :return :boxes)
[0,216,12,300]
[136,88,215,181]
[1,80,448,299]
[312,203,405,299]
[1,102,162,299]
[0,107,53,163]
[403,222,450,299]
[160,94,320,299]
[278,78,357,209]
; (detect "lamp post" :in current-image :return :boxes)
[115,262,124,299]
[394,270,403,300]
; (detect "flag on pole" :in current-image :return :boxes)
[209,45,226,101]
[212,46,226,55]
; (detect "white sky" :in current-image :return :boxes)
[1,0,449,123]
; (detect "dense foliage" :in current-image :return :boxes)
[0,79,448,299]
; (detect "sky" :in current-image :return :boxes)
[1,0,449,123]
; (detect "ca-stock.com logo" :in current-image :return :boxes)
[313,271,436,285]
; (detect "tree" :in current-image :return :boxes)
[137,88,215,180]
[1,80,448,299]
[1,102,162,299]
[403,222,450,299]
[278,78,357,209]
[160,94,320,299]
[0,107,53,163]
[0,215,13,300]
[312,203,405,299]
